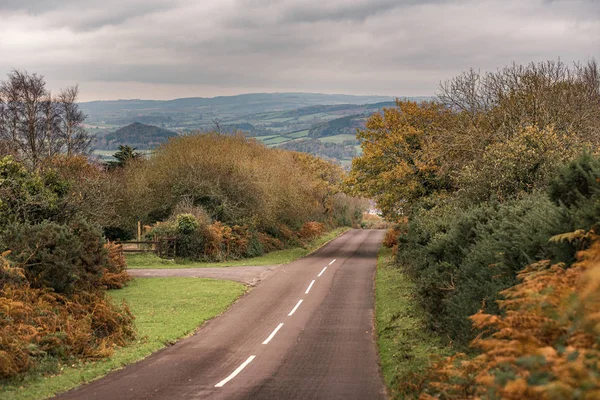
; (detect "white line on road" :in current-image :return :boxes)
[288,299,303,316]
[214,355,256,387]
[318,267,327,277]
[262,323,284,344]
[329,259,336,265]
[305,280,315,294]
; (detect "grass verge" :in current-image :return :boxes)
[126,227,351,269]
[1,278,246,400]
[375,247,452,399]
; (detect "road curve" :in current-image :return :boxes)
[55,229,386,400]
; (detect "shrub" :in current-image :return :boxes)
[101,242,132,289]
[398,193,572,344]
[176,213,199,234]
[383,226,401,248]
[417,232,600,399]
[298,221,326,241]
[0,219,110,294]
[0,253,135,379]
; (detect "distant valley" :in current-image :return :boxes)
[82,92,430,166]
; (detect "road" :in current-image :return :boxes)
[129,265,278,286]
[56,229,386,400]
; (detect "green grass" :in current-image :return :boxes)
[1,278,245,400]
[126,227,350,269]
[375,247,452,399]
[318,133,358,144]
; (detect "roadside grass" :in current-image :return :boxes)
[375,247,452,399]
[1,278,245,400]
[126,227,350,269]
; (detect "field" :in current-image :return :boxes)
[319,133,358,144]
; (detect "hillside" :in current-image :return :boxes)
[95,122,178,150]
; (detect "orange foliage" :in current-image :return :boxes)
[417,233,600,399]
[0,252,135,379]
[101,242,132,289]
[383,226,402,248]
[298,222,326,241]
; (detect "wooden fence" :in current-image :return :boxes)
[118,237,176,258]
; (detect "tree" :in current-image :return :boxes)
[0,70,90,169]
[58,85,90,156]
[109,145,143,169]
[345,100,454,219]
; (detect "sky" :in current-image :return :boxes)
[0,0,598,101]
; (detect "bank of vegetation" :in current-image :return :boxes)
[347,59,600,398]
[0,69,366,392]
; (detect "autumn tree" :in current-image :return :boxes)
[345,100,454,219]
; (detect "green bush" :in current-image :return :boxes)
[176,213,199,234]
[398,192,574,344]
[1,219,109,294]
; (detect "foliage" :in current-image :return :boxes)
[0,70,90,169]
[107,145,143,169]
[101,242,132,290]
[175,213,199,234]
[112,133,365,243]
[0,252,135,380]
[346,100,455,219]
[383,226,402,249]
[279,138,356,160]
[417,233,600,399]
[298,221,326,241]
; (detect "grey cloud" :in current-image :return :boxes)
[0,0,598,100]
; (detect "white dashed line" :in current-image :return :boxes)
[329,259,336,265]
[288,299,303,316]
[262,323,284,344]
[214,355,256,387]
[318,267,327,277]
[305,280,315,294]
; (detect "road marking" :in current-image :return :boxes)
[214,355,256,387]
[318,267,327,277]
[329,259,336,265]
[262,323,284,344]
[288,299,303,316]
[305,280,315,294]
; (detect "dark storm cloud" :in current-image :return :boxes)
[0,0,598,100]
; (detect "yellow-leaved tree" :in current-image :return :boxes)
[345,100,455,219]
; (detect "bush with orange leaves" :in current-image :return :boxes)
[101,242,132,289]
[0,252,135,379]
[415,231,600,399]
[298,222,326,241]
[383,225,402,248]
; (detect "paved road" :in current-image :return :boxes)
[129,265,278,286]
[56,229,386,400]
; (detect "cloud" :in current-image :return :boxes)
[0,0,598,100]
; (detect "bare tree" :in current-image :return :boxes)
[58,85,90,156]
[0,70,91,169]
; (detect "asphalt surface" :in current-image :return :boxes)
[56,229,386,400]
[129,265,277,286]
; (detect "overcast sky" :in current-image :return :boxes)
[0,0,598,101]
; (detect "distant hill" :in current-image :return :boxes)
[94,122,178,150]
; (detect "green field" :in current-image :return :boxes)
[318,133,357,144]
[126,227,350,269]
[1,278,245,400]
